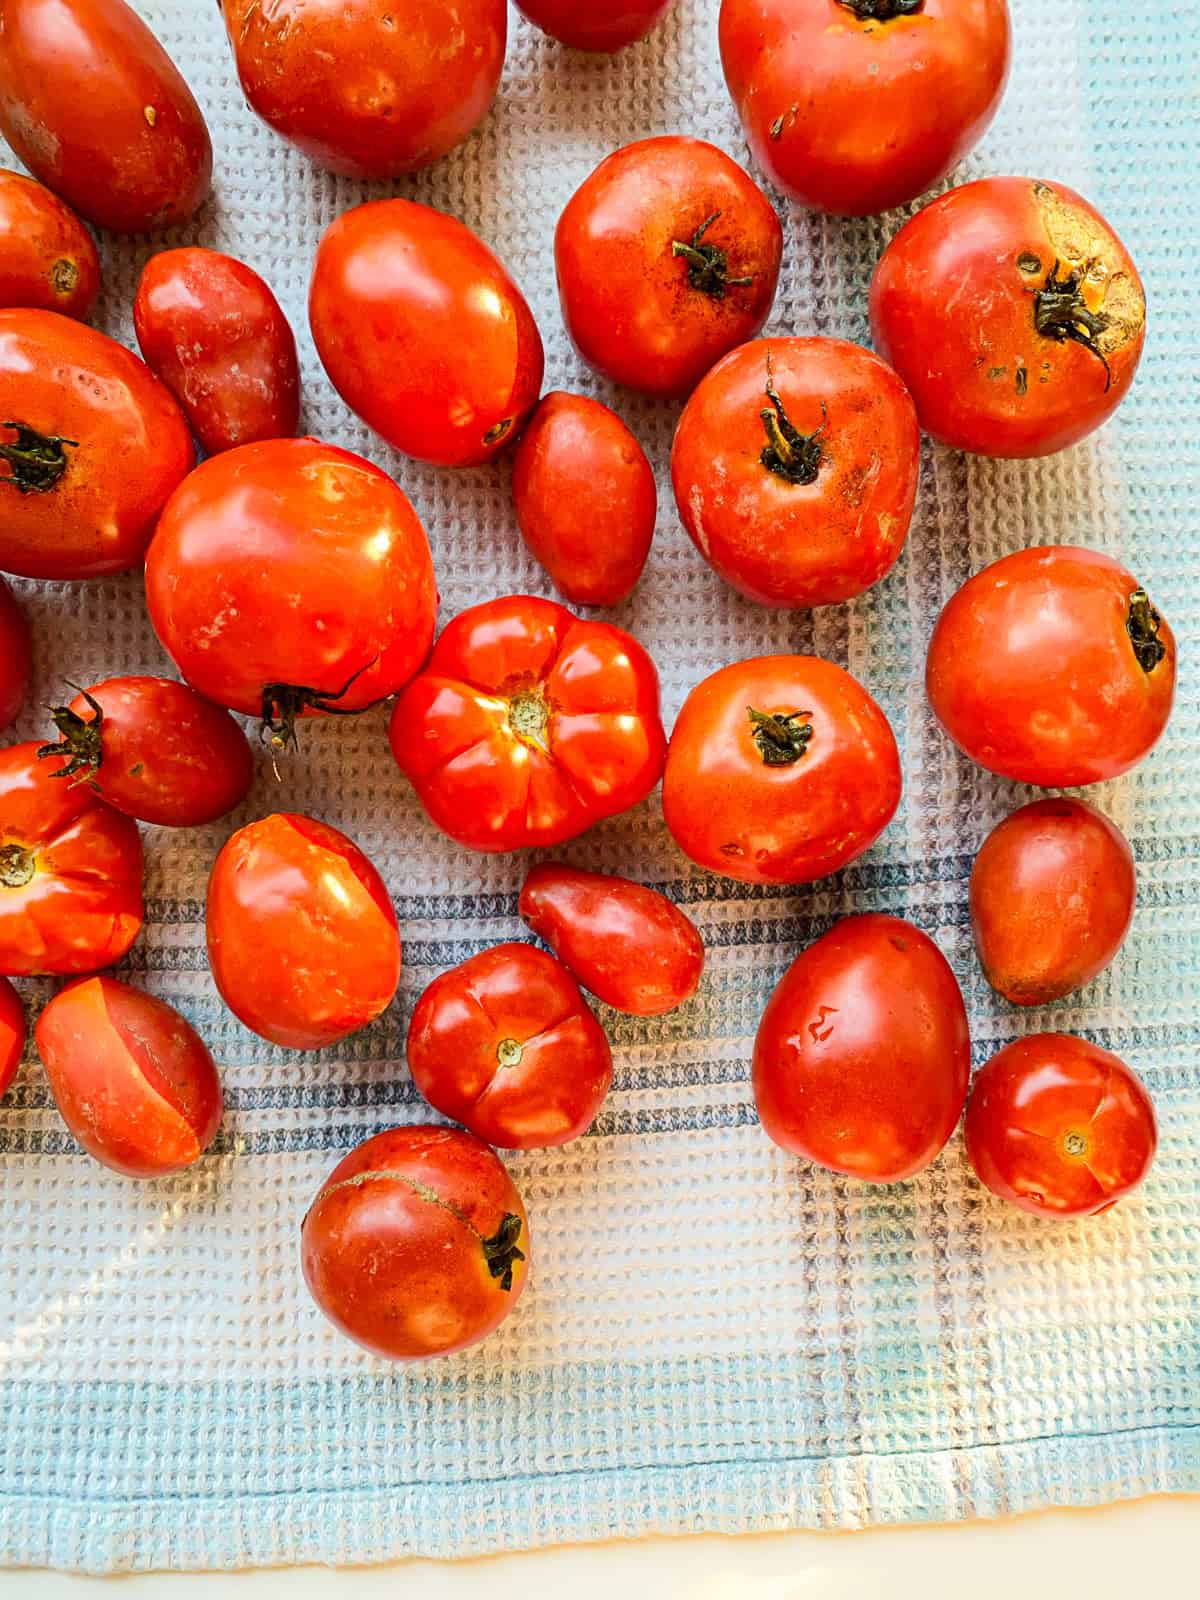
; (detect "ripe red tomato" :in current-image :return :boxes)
[870,178,1146,456]
[0,0,212,233]
[302,1125,530,1360]
[0,170,99,320]
[965,1034,1157,1218]
[515,0,675,51]
[35,976,222,1178]
[672,337,919,607]
[520,862,704,1016]
[310,199,544,468]
[407,943,613,1148]
[390,595,666,853]
[662,655,901,885]
[555,136,783,398]
[754,914,970,1182]
[512,393,656,606]
[0,976,24,1100]
[926,547,1175,786]
[0,740,143,977]
[0,576,31,730]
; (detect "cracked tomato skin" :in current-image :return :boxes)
[870,177,1146,456]
[0,170,100,320]
[515,0,675,51]
[0,977,24,1100]
[965,1034,1157,1218]
[0,576,32,730]
[389,595,667,853]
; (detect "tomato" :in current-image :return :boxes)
[870,178,1145,456]
[389,595,666,853]
[926,547,1175,786]
[512,393,656,606]
[0,976,24,1100]
[0,740,143,977]
[0,577,31,730]
[671,337,919,607]
[515,0,675,51]
[301,1125,530,1361]
[753,914,970,1182]
[971,799,1135,1007]
[0,170,99,320]
[520,862,704,1016]
[662,655,901,885]
[407,943,613,1148]
[0,0,211,233]
[965,1034,1157,1218]
[310,199,544,468]
[220,0,505,180]
[207,812,400,1051]
[555,136,783,398]
[145,438,437,747]
[134,248,300,456]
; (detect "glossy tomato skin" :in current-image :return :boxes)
[870,178,1145,456]
[672,337,919,607]
[555,137,783,398]
[310,200,544,468]
[0,170,99,319]
[754,914,970,1182]
[965,1034,1156,1218]
[926,547,1175,786]
[0,576,32,730]
[662,655,901,885]
[0,0,212,233]
[515,0,674,51]
[0,976,24,1100]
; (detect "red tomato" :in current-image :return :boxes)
[870,178,1145,456]
[0,576,31,730]
[0,170,99,320]
[520,862,704,1016]
[926,547,1175,786]
[389,595,666,853]
[512,393,656,606]
[753,914,970,1182]
[555,136,783,398]
[301,1125,530,1361]
[965,1034,1157,1218]
[0,976,24,1100]
[0,740,143,977]
[515,0,675,51]
[407,943,613,1148]
[672,337,919,607]
[207,812,400,1051]
[35,977,222,1178]
[662,655,901,885]
[0,0,212,233]
[310,199,544,468]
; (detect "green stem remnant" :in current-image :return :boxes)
[837,0,922,19]
[748,707,814,767]
[0,843,35,889]
[509,689,550,749]
[1033,260,1112,391]
[759,363,824,486]
[671,213,754,300]
[1126,587,1167,674]
[482,1213,526,1292]
[0,421,77,494]
[37,685,104,782]
[261,658,378,752]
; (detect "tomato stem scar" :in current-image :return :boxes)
[1126,587,1167,673]
[1063,1131,1088,1157]
[38,684,104,782]
[671,212,754,300]
[836,0,923,19]
[496,1037,524,1069]
[0,420,77,494]
[509,689,549,748]
[0,843,35,889]
[747,706,814,766]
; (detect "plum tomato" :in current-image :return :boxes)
[662,655,901,885]
[0,170,99,320]
[0,576,32,730]
[310,199,544,468]
[926,546,1175,786]
[971,799,1136,1007]
[671,337,920,607]
[753,913,970,1182]
[870,177,1145,456]
[515,0,675,51]
[35,976,222,1178]
[520,861,704,1016]
[555,136,783,398]
[389,595,666,853]
[0,976,24,1100]
[965,1033,1157,1218]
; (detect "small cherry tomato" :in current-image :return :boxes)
[520,862,704,1016]
[555,136,783,399]
[965,1034,1157,1218]
[0,740,143,977]
[926,547,1175,786]
[662,655,901,885]
[672,337,919,607]
[754,914,970,1182]
[407,943,613,1148]
[301,1125,530,1361]
[0,576,32,730]
[310,199,544,468]
[512,393,656,606]
[0,976,25,1100]
[390,595,666,853]
[35,976,222,1178]
[0,170,99,320]
[515,0,675,51]
[870,177,1145,456]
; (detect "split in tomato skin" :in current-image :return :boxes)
[0,170,100,320]
[0,576,32,731]
[0,977,25,1100]
[515,0,675,52]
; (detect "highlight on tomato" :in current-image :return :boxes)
[0,170,100,320]
[0,976,24,1101]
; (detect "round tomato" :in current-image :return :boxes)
[672,337,919,607]
[926,547,1175,786]
[965,1034,1157,1218]
[0,576,31,730]
[515,0,675,51]
[310,199,543,468]
[0,170,99,320]
[0,976,24,1100]
[389,595,666,853]
[555,136,783,398]
[870,177,1146,456]
[662,655,901,885]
